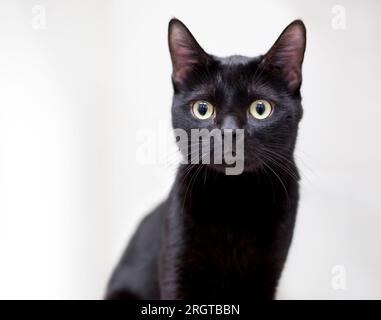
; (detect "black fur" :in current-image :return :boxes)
[106,18,306,300]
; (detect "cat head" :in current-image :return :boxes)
[168,18,306,174]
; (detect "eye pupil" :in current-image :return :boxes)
[197,102,208,116]
[256,102,266,115]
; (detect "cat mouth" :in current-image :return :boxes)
[199,152,246,175]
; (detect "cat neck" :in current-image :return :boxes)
[173,164,298,225]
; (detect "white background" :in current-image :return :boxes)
[0,0,380,299]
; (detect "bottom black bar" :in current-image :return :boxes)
[1,300,380,319]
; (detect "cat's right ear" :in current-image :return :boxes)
[168,18,211,89]
[260,20,306,93]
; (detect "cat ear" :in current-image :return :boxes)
[168,18,211,87]
[260,20,306,93]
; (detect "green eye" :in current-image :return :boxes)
[249,99,273,120]
[192,100,214,120]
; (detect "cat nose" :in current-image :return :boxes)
[220,115,240,136]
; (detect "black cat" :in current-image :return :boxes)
[106,18,306,300]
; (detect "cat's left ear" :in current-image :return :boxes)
[260,20,306,93]
[168,18,211,88]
